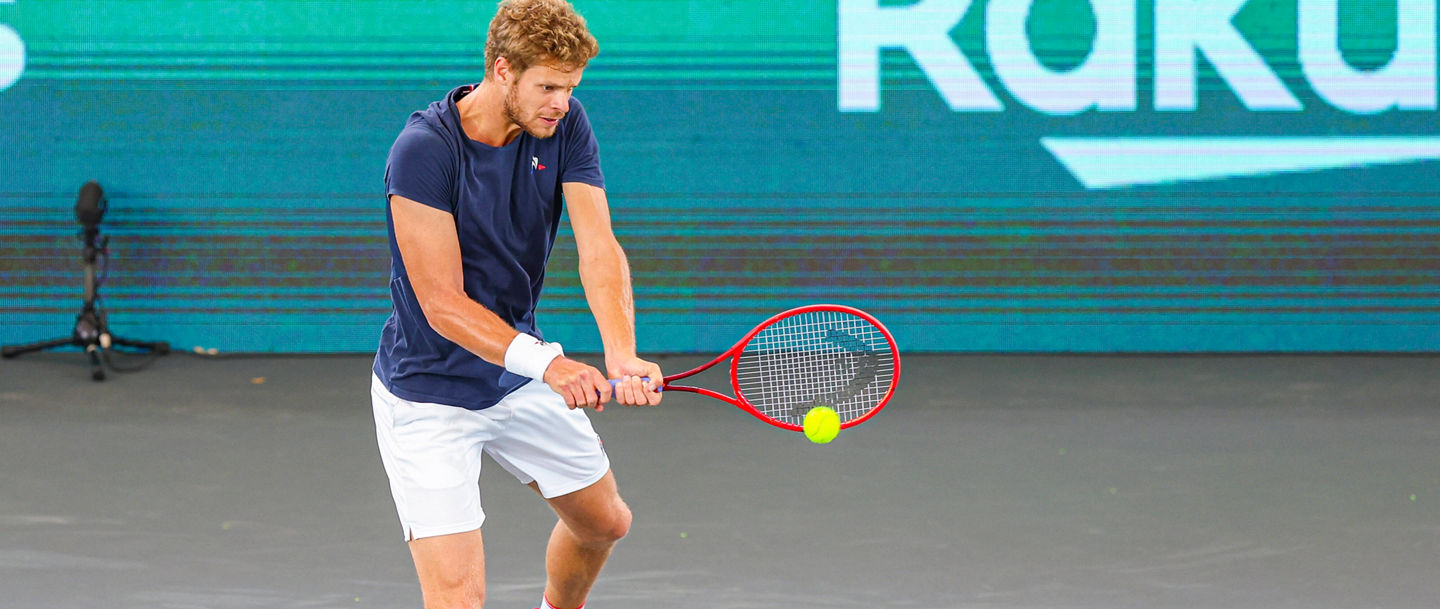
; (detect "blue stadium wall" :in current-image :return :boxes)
[2,0,1438,353]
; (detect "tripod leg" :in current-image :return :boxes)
[2,337,78,359]
[86,345,105,381]
[109,335,171,355]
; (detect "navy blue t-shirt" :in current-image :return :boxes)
[374,84,605,410]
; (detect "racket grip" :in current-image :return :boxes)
[608,377,663,392]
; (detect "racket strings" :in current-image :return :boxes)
[735,309,896,426]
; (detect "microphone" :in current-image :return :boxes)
[75,180,107,229]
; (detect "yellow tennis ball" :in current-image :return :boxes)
[802,406,840,444]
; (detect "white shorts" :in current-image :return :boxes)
[370,374,610,541]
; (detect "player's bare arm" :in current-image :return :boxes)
[389,194,515,362]
[390,193,611,410]
[563,181,664,406]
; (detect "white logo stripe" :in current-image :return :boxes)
[1042,136,1440,189]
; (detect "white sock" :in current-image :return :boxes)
[542,595,584,609]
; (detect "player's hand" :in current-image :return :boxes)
[543,357,612,411]
[607,356,664,407]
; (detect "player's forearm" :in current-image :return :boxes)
[578,237,638,363]
[420,290,519,367]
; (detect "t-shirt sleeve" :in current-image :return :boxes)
[385,122,455,213]
[560,99,605,189]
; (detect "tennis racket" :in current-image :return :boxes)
[617,304,900,432]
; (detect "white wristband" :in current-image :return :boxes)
[504,333,562,381]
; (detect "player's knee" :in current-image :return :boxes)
[422,575,485,609]
[606,501,633,542]
[580,500,631,546]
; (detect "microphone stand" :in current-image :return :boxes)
[3,205,170,381]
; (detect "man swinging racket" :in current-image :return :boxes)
[370,1,663,608]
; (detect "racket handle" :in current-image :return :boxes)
[608,377,663,392]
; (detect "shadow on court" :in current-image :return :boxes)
[1,352,1437,608]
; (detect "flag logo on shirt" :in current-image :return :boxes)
[531,156,546,174]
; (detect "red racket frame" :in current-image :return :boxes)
[659,303,901,432]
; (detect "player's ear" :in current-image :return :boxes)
[494,56,513,84]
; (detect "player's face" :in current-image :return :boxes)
[503,61,583,139]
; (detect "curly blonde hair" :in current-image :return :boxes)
[484,0,599,77]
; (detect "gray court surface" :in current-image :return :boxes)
[1,351,1437,609]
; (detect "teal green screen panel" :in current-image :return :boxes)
[2,0,1437,352]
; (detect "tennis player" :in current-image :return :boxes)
[370,1,663,608]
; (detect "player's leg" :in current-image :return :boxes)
[482,380,622,609]
[372,374,499,608]
[410,529,488,609]
[536,471,632,609]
